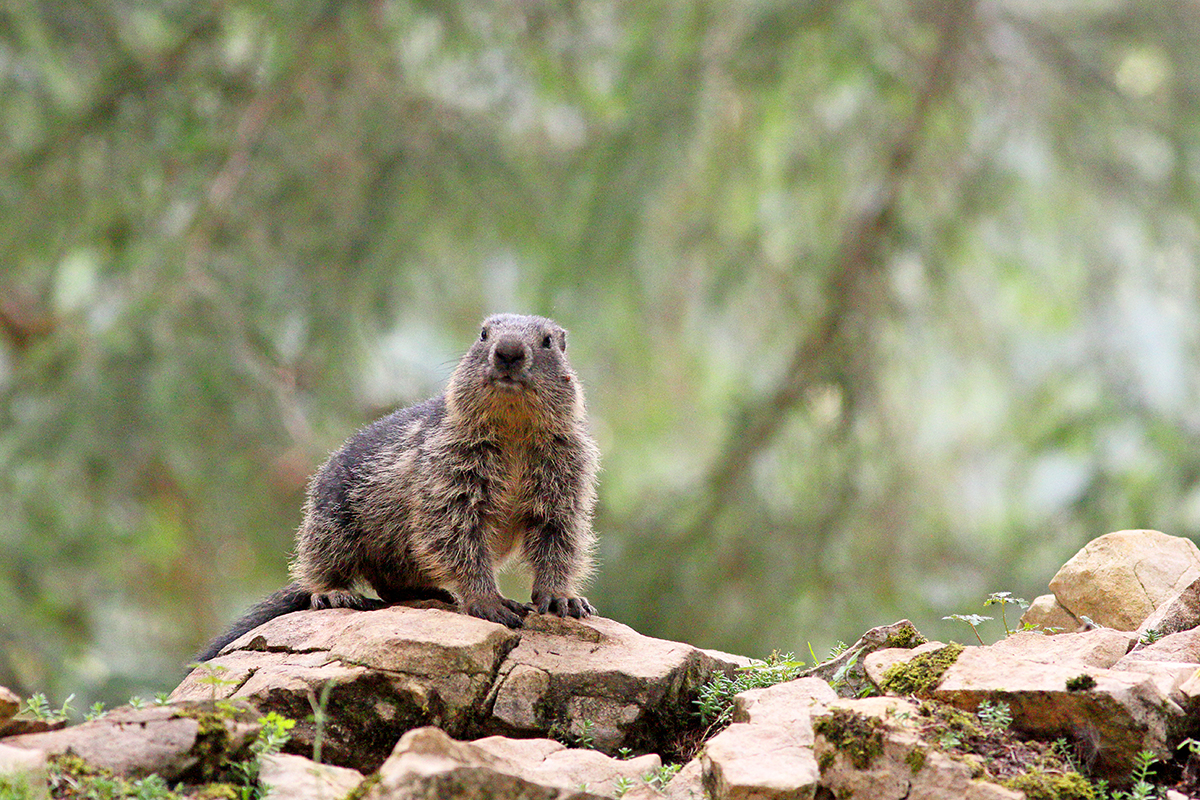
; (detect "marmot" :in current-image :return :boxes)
[197,313,599,661]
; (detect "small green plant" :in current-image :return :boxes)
[230,712,296,799]
[154,692,171,705]
[644,763,682,789]
[975,700,1012,732]
[189,662,239,701]
[612,775,636,797]
[942,613,993,645]
[1139,628,1164,645]
[575,719,596,749]
[307,682,335,764]
[128,696,147,710]
[695,651,804,729]
[617,746,633,759]
[983,592,1029,635]
[21,692,74,722]
[85,701,107,721]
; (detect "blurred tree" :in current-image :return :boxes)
[3,0,1200,704]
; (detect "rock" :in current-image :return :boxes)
[0,742,48,800]
[700,673,836,798]
[983,629,1135,669]
[802,620,927,697]
[471,734,661,791]
[174,607,740,769]
[812,698,1022,800]
[1138,576,1200,638]
[658,758,704,800]
[702,723,821,800]
[0,702,260,781]
[485,615,744,753]
[933,645,1185,778]
[1117,628,1200,666]
[0,687,18,722]
[1019,594,1083,634]
[258,752,364,800]
[1048,530,1200,631]
[730,677,837,728]
[173,605,520,772]
[363,726,614,799]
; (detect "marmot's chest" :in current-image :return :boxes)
[485,448,538,559]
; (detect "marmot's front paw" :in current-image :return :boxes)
[532,591,595,618]
[463,593,530,628]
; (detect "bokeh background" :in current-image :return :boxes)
[4,0,1200,708]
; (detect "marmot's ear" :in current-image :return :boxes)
[558,330,568,352]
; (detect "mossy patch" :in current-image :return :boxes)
[813,708,886,770]
[879,643,964,696]
[1003,770,1096,800]
[1065,674,1096,692]
[905,744,928,774]
[883,621,928,650]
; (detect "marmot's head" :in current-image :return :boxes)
[448,314,585,431]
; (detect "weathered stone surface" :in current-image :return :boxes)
[1019,593,1083,634]
[703,676,837,798]
[0,687,18,722]
[1116,629,1200,667]
[1,702,259,781]
[258,752,364,800]
[702,722,821,800]
[812,698,1021,800]
[0,742,48,800]
[173,606,521,772]
[1138,575,1200,638]
[1048,530,1200,631]
[471,734,660,793]
[364,726,611,800]
[485,615,743,753]
[659,758,704,800]
[731,677,837,730]
[934,645,1185,777]
[983,629,1135,669]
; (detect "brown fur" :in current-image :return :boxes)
[197,314,599,659]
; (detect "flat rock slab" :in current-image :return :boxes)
[702,722,822,800]
[258,752,364,800]
[933,646,1185,777]
[364,727,615,800]
[486,615,744,753]
[982,628,1135,669]
[0,703,259,781]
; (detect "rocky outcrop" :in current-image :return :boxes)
[6,528,1200,798]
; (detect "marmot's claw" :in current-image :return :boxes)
[532,592,595,618]
[465,594,527,628]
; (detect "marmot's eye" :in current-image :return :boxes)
[541,334,553,349]
[480,328,488,341]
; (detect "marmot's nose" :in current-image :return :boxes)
[492,338,527,372]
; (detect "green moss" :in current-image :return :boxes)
[883,622,928,650]
[1065,674,1096,692]
[344,772,382,800]
[814,708,886,770]
[1003,771,1096,800]
[879,643,964,696]
[905,745,928,774]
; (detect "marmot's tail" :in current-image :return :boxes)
[194,583,311,663]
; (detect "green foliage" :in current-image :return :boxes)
[695,651,805,728]
[7,0,1200,706]
[228,712,295,800]
[644,763,682,790]
[21,692,74,722]
[975,700,1013,732]
[306,682,334,764]
[942,615,994,646]
[1065,675,1097,692]
[984,593,1030,636]
[1093,751,1159,800]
